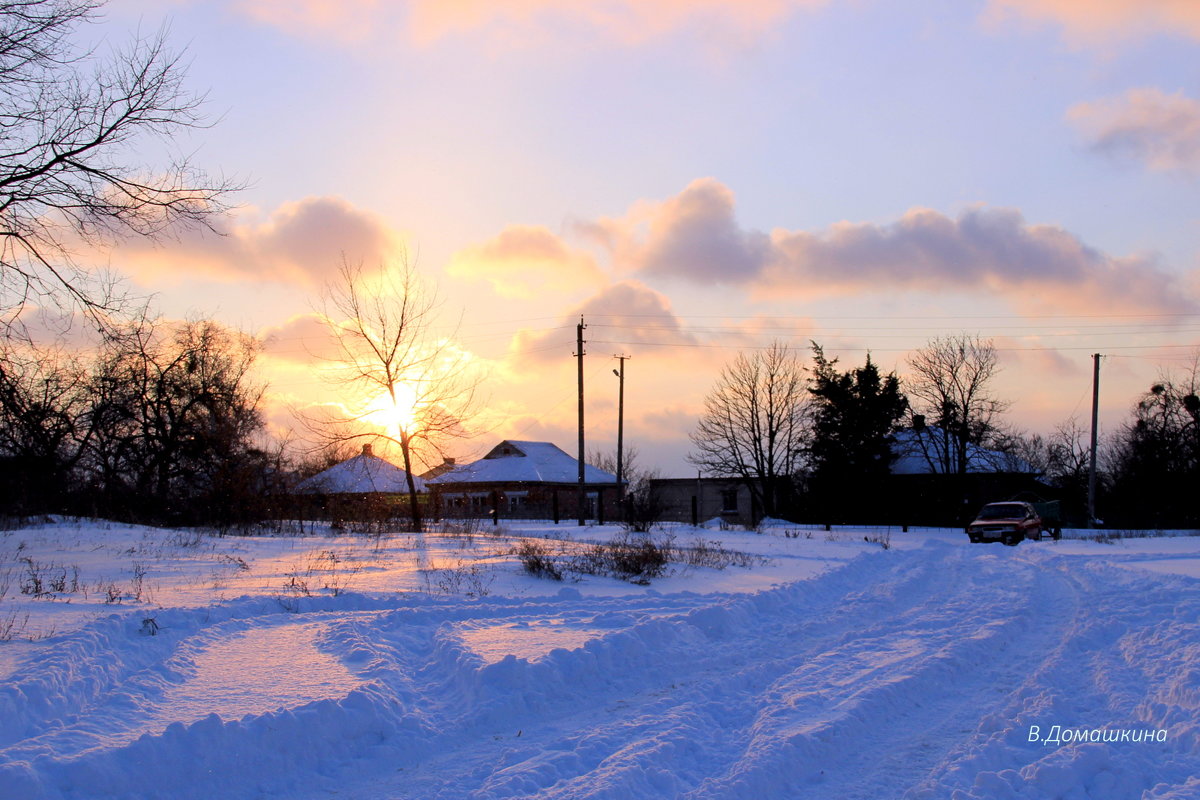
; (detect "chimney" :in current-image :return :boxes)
[913,414,925,432]
[362,443,373,457]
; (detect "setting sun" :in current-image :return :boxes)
[364,383,420,433]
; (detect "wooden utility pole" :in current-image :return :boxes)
[613,355,629,495]
[1088,353,1101,528]
[576,317,586,526]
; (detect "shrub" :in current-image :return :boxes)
[864,531,891,550]
[514,540,564,581]
[621,483,665,534]
[566,533,670,583]
[421,560,495,597]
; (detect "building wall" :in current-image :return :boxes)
[432,482,624,523]
[649,478,759,527]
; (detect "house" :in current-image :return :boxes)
[888,426,1047,526]
[890,427,1037,476]
[420,457,458,482]
[427,440,622,521]
[294,443,427,495]
[290,444,427,523]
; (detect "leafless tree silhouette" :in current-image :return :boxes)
[905,334,1009,476]
[0,0,236,330]
[314,257,478,531]
[688,342,808,519]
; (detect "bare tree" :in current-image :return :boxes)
[315,257,477,531]
[83,316,265,523]
[0,0,235,329]
[688,342,808,519]
[0,312,267,523]
[0,330,91,514]
[1045,416,1092,487]
[905,334,1008,475]
[587,444,645,486]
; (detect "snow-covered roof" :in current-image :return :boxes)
[890,428,1037,475]
[428,440,619,486]
[293,445,427,494]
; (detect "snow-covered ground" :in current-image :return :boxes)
[1,518,1198,799]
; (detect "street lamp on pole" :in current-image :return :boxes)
[613,355,629,497]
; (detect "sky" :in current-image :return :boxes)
[77,0,1200,474]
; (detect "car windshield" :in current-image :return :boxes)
[976,503,1025,520]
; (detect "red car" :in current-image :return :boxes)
[967,502,1044,546]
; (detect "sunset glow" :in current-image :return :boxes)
[363,384,421,435]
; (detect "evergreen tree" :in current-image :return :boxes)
[807,344,908,520]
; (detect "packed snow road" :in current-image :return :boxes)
[1,524,1198,799]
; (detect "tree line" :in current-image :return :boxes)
[688,336,1200,529]
[0,316,277,527]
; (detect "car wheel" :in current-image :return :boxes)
[1031,527,1042,541]
[969,535,981,544]
[1003,533,1019,546]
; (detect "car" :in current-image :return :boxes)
[967,501,1044,546]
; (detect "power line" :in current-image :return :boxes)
[585,338,1200,353]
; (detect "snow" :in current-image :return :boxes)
[428,440,619,485]
[2,518,1199,798]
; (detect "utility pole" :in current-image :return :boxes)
[576,316,586,526]
[1088,353,1101,528]
[613,355,629,496]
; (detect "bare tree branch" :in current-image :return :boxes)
[0,1,238,330]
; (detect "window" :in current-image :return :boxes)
[721,489,739,513]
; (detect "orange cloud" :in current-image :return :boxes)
[985,0,1200,44]
[446,225,606,298]
[1068,89,1200,173]
[259,313,343,364]
[111,196,406,287]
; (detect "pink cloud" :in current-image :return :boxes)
[409,0,823,45]
[984,0,1200,44]
[111,196,405,287]
[763,206,1193,314]
[609,178,771,283]
[570,179,1194,314]
[234,0,390,44]
[1068,89,1200,173]
[227,0,825,47]
[513,280,696,361]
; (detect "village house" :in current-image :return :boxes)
[292,444,426,521]
[428,440,622,522]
